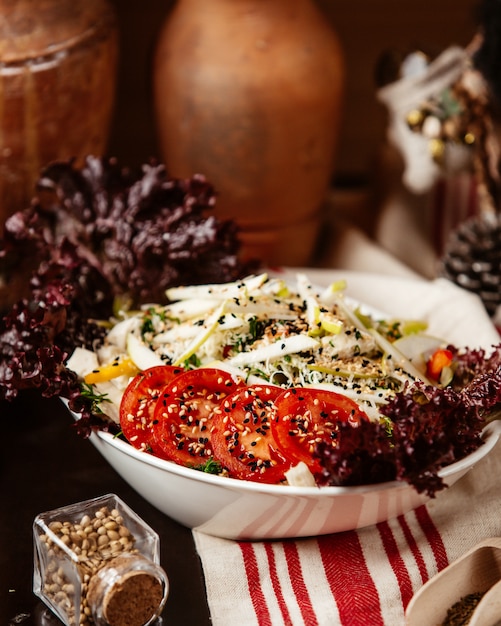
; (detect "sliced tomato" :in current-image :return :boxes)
[426,348,454,382]
[210,385,292,483]
[271,387,369,475]
[152,368,244,466]
[120,365,185,451]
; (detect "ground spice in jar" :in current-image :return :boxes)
[87,554,166,626]
[34,497,168,626]
[441,591,486,626]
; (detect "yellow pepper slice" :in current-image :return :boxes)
[84,357,139,384]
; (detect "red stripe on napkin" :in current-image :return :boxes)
[283,541,319,626]
[398,516,428,584]
[378,521,414,608]
[415,505,449,571]
[318,531,384,626]
[264,543,293,626]
[240,542,273,626]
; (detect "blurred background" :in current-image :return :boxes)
[107,0,479,184]
[0,0,486,279]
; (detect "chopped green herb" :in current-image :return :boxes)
[249,316,267,341]
[79,382,110,414]
[184,353,202,368]
[248,367,270,381]
[141,313,155,335]
[191,458,223,474]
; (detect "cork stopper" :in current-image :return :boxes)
[87,554,168,626]
[102,570,164,626]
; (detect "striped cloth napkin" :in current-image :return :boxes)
[193,435,501,626]
[191,255,501,626]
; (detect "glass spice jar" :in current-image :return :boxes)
[33,494,169,626]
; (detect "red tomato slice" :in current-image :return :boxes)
[152,368,244,466]
[271,387,369,475]
[210,385,292,483]
[120,365,185,451]
[426,348,454,382]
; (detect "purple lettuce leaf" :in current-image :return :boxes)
[316,352,501,497]
[0,156,257,436]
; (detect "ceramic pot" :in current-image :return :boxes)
[153,0,344,266]
[0,0,118,225]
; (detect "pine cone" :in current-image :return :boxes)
[440,212,501,317]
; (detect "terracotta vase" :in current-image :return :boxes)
[0,0,118,225]
[153,0,345,266]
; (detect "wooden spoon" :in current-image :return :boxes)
[468,577,501,626]
[405,538,501,625]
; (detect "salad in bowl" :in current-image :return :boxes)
[66,270,501,498]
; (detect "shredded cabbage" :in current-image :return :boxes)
[95,273,440,421]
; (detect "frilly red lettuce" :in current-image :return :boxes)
[316,347,501,496]
[0,156,257,435]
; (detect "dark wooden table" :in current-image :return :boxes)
[1,391,212,625]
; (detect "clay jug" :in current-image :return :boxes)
[153,0,344,266]
[0,0,118,225]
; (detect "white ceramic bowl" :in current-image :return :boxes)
[81,269,501,540]
[88,421,501,540]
